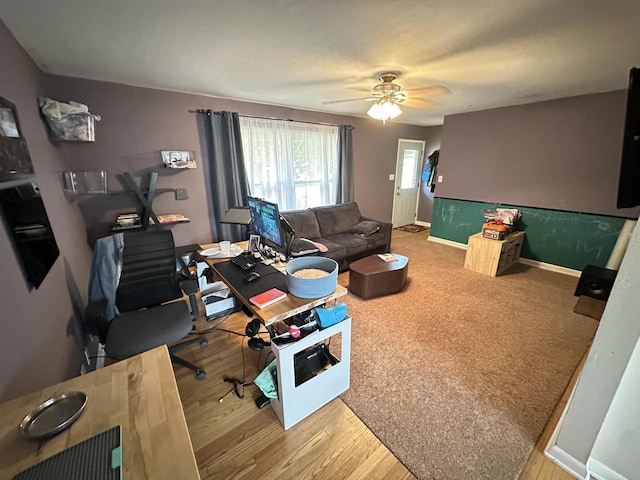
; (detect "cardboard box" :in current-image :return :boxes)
[196,261,238,320]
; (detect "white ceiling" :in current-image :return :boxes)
[1,0,640,126]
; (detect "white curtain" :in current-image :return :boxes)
[239,117,339,211]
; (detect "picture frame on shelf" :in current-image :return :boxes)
[161,150,197,169]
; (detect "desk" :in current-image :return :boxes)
[200,243,347,326]
[0,346,200,479]
[200,244,351,430]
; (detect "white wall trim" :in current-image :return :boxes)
[415,220,431,227]
[518,257,581,277]
[427,235,466,249]
[545,445,588,479]
[427,235,582,276]
[589,458,630,480]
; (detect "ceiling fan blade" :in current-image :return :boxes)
[402,98,438,109]
[321,97,369,105]
[403,85,451,97]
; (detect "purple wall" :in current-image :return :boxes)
[0,21,92,402]
[0,19,439,401]
[46,75,438,245]
[437,91,640,219]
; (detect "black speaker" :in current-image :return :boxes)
[574,265,618,301]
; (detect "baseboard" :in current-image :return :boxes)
[415,220,431,227]
[589,458,630,480]
[545,445,588,479]
[518,258,581,277]
[427,235,582,276]
[427,235,466,249]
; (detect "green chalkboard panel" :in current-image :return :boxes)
[430,198,626,271]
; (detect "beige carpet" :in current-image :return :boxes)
[338,230,598,480]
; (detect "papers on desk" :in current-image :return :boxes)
[200,244,244,258]
[250,288,287,309]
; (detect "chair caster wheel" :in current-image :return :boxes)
[196,370,206,380]
[200,339,208,348]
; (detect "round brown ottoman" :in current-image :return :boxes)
[349,254,409,299]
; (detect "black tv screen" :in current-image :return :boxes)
[617,67,640,209]
[0,182,59,289]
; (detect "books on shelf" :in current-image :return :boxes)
[116,212,140,226]
[377,253,397,262]
[148,213,190,225]
[249,288,287,309]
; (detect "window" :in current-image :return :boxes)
[239,117,339,210]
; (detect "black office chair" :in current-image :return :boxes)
[85,230,207,379]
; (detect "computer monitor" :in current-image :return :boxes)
[247,196,284,250]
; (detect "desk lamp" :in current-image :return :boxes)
[220,207,252,225]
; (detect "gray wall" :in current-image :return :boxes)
[436,91,640,219]
[47,75,439,246]
[0,21,92,402]
[417,126,442,224]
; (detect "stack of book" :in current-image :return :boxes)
[115,213,140,227]
[148,213,190,225]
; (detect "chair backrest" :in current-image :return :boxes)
[116,230,183,312]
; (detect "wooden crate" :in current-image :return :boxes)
[464,231,525,276]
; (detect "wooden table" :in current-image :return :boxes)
[0,346,200,479]
[199,243,347,326]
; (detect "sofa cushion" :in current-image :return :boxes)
[281,209,322,239]
[314,202,361,237]
[314,238,347,262]
[325,232,385,258]
[350,220,381,237]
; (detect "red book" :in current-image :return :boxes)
[249,288,287,309]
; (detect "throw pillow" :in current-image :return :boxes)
[351,221,381,237]
[290,238,328,257]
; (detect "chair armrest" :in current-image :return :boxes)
[180,279,199,320]
[84,299,110,341]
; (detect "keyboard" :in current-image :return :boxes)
[231,255,256,270]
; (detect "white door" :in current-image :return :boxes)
[392,139,425,227]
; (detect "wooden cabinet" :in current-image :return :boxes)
[464,231,525,276]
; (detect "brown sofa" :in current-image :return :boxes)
[281,202,392,271]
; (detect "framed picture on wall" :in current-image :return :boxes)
[0,97,35,182]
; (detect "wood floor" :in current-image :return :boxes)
[174,311,414,480]
[173,301,583,480]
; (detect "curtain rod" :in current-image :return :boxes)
[191,109,353,129]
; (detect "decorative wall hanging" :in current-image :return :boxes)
[0,96,35,182]
[161,151,197,169]
[38,97,101,142]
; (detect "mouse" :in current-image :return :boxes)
[243,271,261,283]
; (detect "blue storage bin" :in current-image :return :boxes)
[285,257,338,298]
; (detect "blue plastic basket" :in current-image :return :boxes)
[285,257,338,298]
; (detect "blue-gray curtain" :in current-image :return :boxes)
[200,110,250,242]
[336,125,354,204]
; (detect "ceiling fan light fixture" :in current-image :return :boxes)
[367,100,402,124]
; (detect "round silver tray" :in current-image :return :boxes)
[19,391,87,440]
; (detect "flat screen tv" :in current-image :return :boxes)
[0,182,59,289]
[617,67,640,209]
[247,196,284,249]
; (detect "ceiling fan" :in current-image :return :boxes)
[321,72,447,123]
